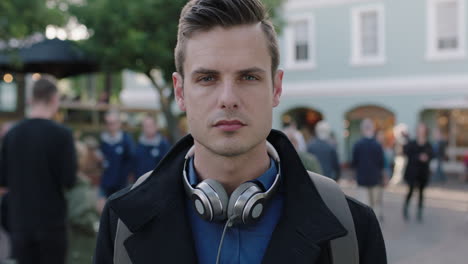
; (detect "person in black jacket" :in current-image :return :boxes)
[352,119,385,221]
[94,1,387,263]
[403,123,433,222]
[0,78,77,264]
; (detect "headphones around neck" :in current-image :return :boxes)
[182,142,281,226]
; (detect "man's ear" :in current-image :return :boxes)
[173,72,186,111]
[272,69,283,107]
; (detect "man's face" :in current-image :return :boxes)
[105,114,121,135]
[173,24,283,157]
[142,117,158,138]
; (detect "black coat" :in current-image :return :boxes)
[404,140,433,187]
[352,137,384,187]
[94,130,387,264]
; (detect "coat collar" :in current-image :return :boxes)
[109,130,347,263]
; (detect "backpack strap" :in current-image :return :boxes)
[308,172,359,264]
[113,171,152,264]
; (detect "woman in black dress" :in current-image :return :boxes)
[403,123,433,222]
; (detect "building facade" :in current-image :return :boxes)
[275,0,468,170]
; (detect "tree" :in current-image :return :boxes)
[70,0,284,142]
[0,0,65,43]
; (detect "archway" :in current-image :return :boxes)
[281,107,323,143]
[344,105,395,161]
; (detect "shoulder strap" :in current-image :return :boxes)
[114,171,153,264]
[308,172,359,264]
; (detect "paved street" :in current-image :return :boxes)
[340,178,468,264]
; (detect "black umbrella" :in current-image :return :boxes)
[0,38,98,78]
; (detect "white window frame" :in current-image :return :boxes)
[350,4,386,66]
[285,15,316,70]
[426,0,466,61]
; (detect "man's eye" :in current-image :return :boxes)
[198,76,215,82]
[242,75,258,81]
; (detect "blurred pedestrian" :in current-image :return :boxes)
[283,127,322,174]
[99,111,134,198]
[352,119,386,221]
[463,151,468,183]
[283,121,307,152]
[0,78,77,264]
[390,123,409,185]
[133,115,171,179]
[431,128,447,183]
[403,123,433,222]
[66,141,100,264]
[81,136,103,187]
[307,121,341,180]
[376,130,394,182]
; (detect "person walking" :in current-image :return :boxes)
[0,78,77,264]
[132,115,171,179]
[66,141,100,264]
[431,128,447,183]
[94,1,386,263]
[352,119,386,221]
[307,121,341,180]
[99,111,134,198]
[403,123,433,222]
[283,127,322,174]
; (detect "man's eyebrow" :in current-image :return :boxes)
[237,67,266,75]
[191,68,220,76]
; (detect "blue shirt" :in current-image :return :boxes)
[186,157,283,264]
[100,131,134,189]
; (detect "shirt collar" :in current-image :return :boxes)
[139,133,162,146]
[187,156,278,191]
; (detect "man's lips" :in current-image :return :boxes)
[214,120,246,132]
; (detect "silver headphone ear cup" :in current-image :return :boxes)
[190,188,214,221]
[227,182,262,225]
[242,193,266,225]
[196,179,229,221]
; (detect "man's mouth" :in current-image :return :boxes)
[214,120,246,132]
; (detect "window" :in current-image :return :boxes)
[294,21,309,61]
[351,4,386,66]
[285,15,315,69]
[427,0,466,60]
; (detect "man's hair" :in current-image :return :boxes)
[32,78,58,103]
[175,0,279,77]
[315,121,331,140]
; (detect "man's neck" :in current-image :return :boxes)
[28,105,55,120]
[193,141,271,195]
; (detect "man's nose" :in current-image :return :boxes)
[218,80,240,110]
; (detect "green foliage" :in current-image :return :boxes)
[0,0,65,40]
[263,0,285,32]
[70,0,185,81]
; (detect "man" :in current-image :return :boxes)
[0,78,77,264]
[94,1,386,263]
[352,119,386,221]
[132,115,171,179]
[307,121,341,180]
[99,111,134,198]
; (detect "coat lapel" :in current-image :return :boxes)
[110,135,198,263]
[262,132,348,264]
[124,198,197,263]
